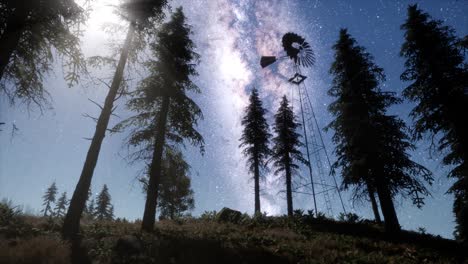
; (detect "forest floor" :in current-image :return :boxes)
[0,204,466,264]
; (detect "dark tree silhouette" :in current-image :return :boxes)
[54,192,69,218]
[158,150,195,220]
[85,197,95,220]
[82,189,93,218]
[328,29,433,233]
[0,0,86,108]
[41,181,57,217]
[139,149,195,220]
[95,184,113,221]
[239,88,271,214]
[271,96,306,217]
[400,5,468,241]
[63,0,169,239]
[114,7,203,232]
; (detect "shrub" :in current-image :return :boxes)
[417,227,427,235]
[0,236,70,264]
[200,211,217,221]
[338,212,361,224]
[0,199,22,227]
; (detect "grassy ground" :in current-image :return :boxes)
[0,203,466,263]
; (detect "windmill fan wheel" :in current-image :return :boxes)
[282,32,315,67]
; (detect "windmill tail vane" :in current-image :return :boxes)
[260,56,277,68]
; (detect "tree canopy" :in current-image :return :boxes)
[0,0,87,109]
[400,4,468,240]
[328,28,433,232]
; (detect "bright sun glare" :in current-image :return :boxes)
[85,0,121,34]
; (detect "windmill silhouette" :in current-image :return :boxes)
[260,32,346,217]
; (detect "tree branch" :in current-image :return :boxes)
[88,98,104,110]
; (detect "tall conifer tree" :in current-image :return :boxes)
[95,184,114,221]
[400,5,468,241]
[158,150,195,220]
[328,29,433,233]
[63,0,170,239]
[240,88,271,214]
[271,96,306,217]
[114,7,203,232]
[55,192,69,218]
[41,182,58,217]
[139,150,195,220]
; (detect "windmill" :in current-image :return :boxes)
[260,32,346,216]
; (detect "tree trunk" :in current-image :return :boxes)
[0,4,29,81]
[375,180,400,233]
[369,190,382,224]
[365,181,382,224]
[141,95,170,232]
[62,22,136,240]
[285,156,293,217]
[253,154,261,214]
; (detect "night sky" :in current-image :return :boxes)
[1,0,467,239]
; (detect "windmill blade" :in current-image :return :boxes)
[260,56,277,68]
[282,32,315,68]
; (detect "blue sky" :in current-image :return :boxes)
[1,0,467,239]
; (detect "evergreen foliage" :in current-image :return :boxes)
[63,0,170,240]
[86,198,96,219]
[271,96,306,217]
[327,28,433,232]
[400,4,468,241]
[114,7,203,232]
[158,150,195,220]
[95,185,114,221]
[54,192,68,218]
[41,182,57,217]
[0,0,87,108]
[139,150,195,220]
[83,189,93,218]
[240,88,271,214]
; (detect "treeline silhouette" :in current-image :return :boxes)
[41,182,115,221]
[0,0,467,244]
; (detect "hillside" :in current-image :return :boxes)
[0,204,465,264]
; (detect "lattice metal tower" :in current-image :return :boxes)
[260,32,346,217]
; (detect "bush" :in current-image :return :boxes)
[0,199,22,227]
[0,236,70,264]
[338,212,361,223]
[200,211,217,221]
[417,227,427,235]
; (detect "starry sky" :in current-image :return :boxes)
[1,0,467,239]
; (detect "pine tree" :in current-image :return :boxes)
[271,96,306,217]
[139,149,195,220]
[0,0,86,108]
[86,198,95,220]
[240,88,271,214]
[63,0,169,240]
[400,4,468,241]
[83,189,93,218]
[114,7,203,232]
[158,150,195,220]
[41,182,57,217]
[328,29,433,233]
[54,192,69,218]
[95,184,114,221]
